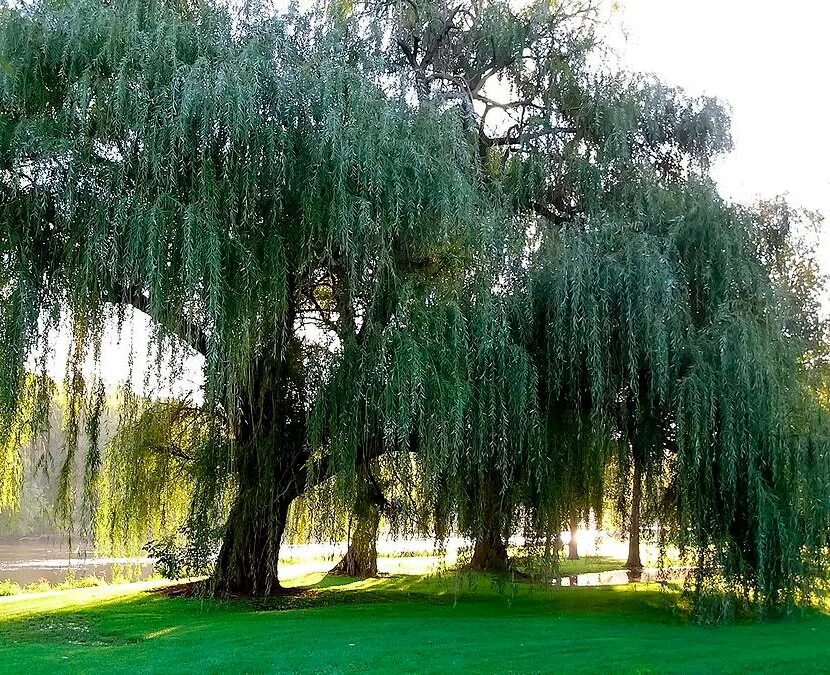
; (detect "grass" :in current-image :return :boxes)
[1,569,828,674]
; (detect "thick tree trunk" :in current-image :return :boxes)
[469,528,510,573]
[467,476,512,573]
[626,460,643,571]
[330,470,384,578]
[213,486,292,596]
[567,515,580,560]
[330,505,381,578]
[211,332,307,597]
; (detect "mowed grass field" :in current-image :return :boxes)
[1,567,829,674]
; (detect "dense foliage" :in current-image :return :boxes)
[0,0,827,615]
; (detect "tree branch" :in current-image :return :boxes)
[482,125,576,147]
[111,286,209,356]
[531,201,575,226]
[149,443,194,463]
[304,290,339,334]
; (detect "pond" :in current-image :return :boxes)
[555,567,689,586]
[0,536,154,585]
[1,535,682,588]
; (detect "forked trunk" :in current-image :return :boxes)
[567,515,580,560]
[626,460,643,571]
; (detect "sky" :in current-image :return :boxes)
[611,0,829,275]
[35,0,830,395]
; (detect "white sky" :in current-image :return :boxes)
[612,0,829,276]
[37,0,830,395]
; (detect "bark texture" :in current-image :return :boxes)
[469,529,510,573]
[213,487,292,596]
[467,477,512,573]
[331,469,386,578]
[626,460,643,571]
[212,336,308,597]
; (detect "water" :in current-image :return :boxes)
[555,567,689,587]
[1,534,680,588]
[0,537,154,585]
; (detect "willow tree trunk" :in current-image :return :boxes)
[568,515,580,560]
[468,476,511,573]
[626,460,643,571]
[212,339,307,597]
[212,484,293,596]
[469,528,510,573]
[331,470,385,578]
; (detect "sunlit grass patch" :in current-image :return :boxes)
[1,572,828,673]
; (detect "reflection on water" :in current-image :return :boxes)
[554,567,688,587]
[0,537,154,585]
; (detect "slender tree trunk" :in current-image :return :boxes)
[331,469,384,578]
[568,515,580,560]
[330,507,381,578]
[626,460,643,571]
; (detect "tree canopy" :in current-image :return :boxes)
[0,0,827,615]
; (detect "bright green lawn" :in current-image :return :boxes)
[1,571,828,674]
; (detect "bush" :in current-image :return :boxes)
[0,573,106,597]
[0,580,22,596]
[145,522,219,580]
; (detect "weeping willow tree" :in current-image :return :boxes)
[364,0,736,575]
[0,0,512,594]
[0,0,576,593]
[0,0,827,611]
[426,0,830,599]
[525,171,830,612]
[376,0,830,604]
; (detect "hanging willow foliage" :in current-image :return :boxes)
[526,174,830,614]
[0,0,518,595]
[0,0,826,612]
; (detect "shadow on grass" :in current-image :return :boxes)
[146,571,682,624]
[4,570,826,646]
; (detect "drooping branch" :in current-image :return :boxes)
[112,286,209,357]
[530,201,575,227]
